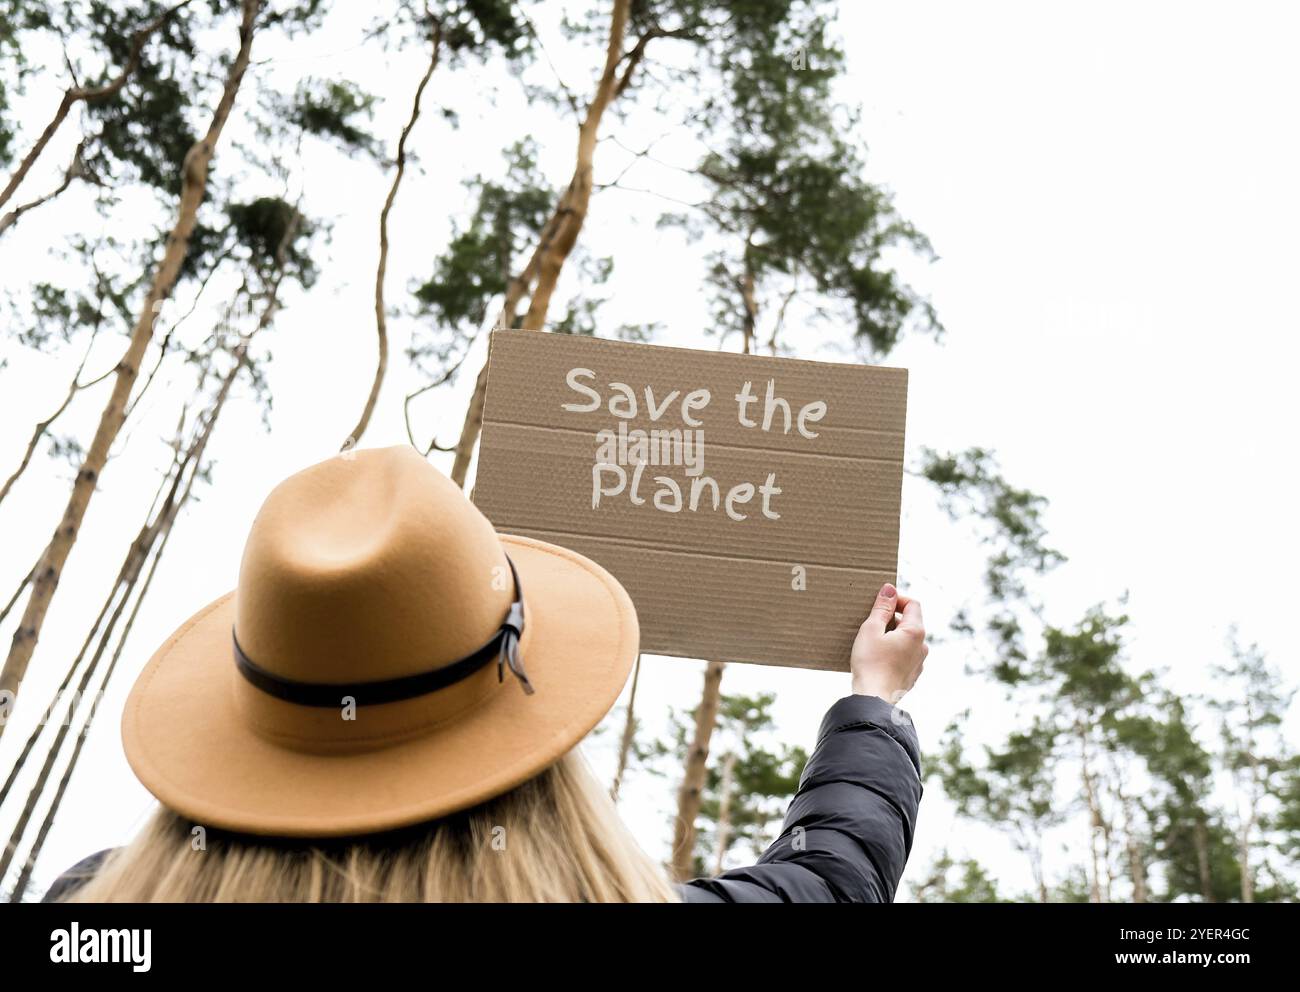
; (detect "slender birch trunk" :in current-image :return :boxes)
[0,439,194,882]
[713,750,738,876]
[1079,726,1105,903]
[1,207,295,894]
[4,415,216,900]
[343,17,442,449]
[0,443,193,888]
[666,257,759,879]
[448,0,633,487]
[0,0,260,737]
[1194,817,1214,902]
[0,139,88,238]
[0,307,112,508]
[1031,844,1049,903]
[610,654,642,801]
[1119,791,1148,902]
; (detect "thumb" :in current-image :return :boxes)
[866,583,898,633]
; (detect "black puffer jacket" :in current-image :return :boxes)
[44,694,920,904]
[679,693,922,903]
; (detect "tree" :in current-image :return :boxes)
[643,2,943,873]
[0,245,122,506]
[0,0,196,217]
[695,693,806,876]
[931,715,1064,902]
[1,0,262,736]
[624,686,805,882]
[1,192,316,898]
[404,138,553,450]
[1146,692,1239,902]
[670,659,724,880]
[1210,632,1297,902]
[442,0,811,486]
[910,850,1003,903]
[342,0,531,447]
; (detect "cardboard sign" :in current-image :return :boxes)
[472,330,908,671]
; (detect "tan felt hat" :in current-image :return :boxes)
[121,445,639,837]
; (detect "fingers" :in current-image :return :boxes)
[886,593,914,631]
[896,596,925,639]
[865,583,898,633]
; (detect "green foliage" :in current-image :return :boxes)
[373,0,530,61]
[78,2,203,193]
[0,0,54,158]
[1207,633,1297,900]
[409,140,554,375]
[910,849,1004,903]
[285,79,381,158]
[440,0,529,55]
[918,446,1066,604]
[642,0,939,356]
[9,238,128,350]
[260,0,330,34]
[416,140,551,323]
[931,713,1063,893]
[698,693,807,867]
[551,255,615,337]
[1037,605,1138,713]
[2,1,1294,909]
[662,692,808,874]
[615,686,806,875]
[0,76,13,168]
[47,433,85,468]
[1277,758,1300,857]
[1048,866,1094,903]
[226,196,316,286]
[691,138,939,354]
[937,599,1299,902]
[1143,697,1216,870]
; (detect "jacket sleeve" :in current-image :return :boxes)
[40,848,114,903]
[680,694,923,903]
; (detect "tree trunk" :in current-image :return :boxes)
[519,0,629,329]
[713,750,738,876]
[670,660,724,881]
[6,421,211,901]
[738,250,758,355]
[0,139,87,238]
[1,204,292,895]
[0,568,34,630]
[0,449,189,884]
[1033,848,1049,903]
[447,0,633,487]
[2,310,259,896]
[343,19,442,449]
[0,0,259,737]
[0,310,111,508]
[1120,795,1148,903]
[1194,816,1214,902]
[1239,818,1254,903]
[610,653,642,802]
[1239,698,1260,904]
[1079,727,1105,903]
[666,245,755,881]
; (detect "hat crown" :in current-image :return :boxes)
[233,446,512,686]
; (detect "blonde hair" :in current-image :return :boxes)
[66,749,678,903]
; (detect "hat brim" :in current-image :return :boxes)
[121,535,638,838]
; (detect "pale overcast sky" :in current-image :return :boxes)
[1,1,1297,899]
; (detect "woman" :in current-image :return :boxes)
[45,445,927,903]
